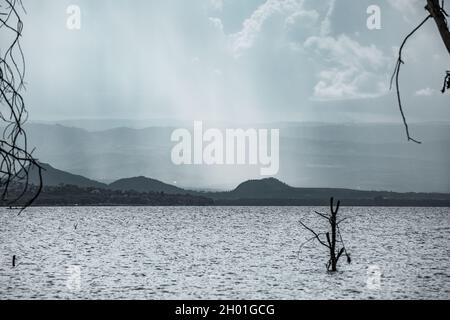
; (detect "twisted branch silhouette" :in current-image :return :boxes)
[299,198,351,272]
[0,0,42,213]
[391,0,450,144]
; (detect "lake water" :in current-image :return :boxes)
[0,206,449,299]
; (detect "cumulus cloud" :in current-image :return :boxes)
[21,0,450,122]
[305,35,390,100]
[320,0,335,36]
[311,67,389,100]
[210,0,224,11]
[229,0,310,57]
[227,0,391,100]
[209,17,224,32]
[387,0,422,21]
[387,0,421,13]
[415,87,437,96]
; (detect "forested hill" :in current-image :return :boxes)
[16,164,450,207]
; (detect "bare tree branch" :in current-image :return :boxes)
[391,15,432,144]
[0,0,42,213]
[299,221,330,249]
[442,70,450,92]
[391,1,450,144]
[427,0,450,55]
[314,211,330,221]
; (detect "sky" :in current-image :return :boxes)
[8,0,450,123]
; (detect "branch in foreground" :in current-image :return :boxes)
[391,1,450,144]
[391,15,432,144]
[443,71,450,93]
[426,0,450,55]
[0,0,42,213]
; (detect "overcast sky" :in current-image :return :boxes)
[14,0,450,123]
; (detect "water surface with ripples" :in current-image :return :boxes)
[0,206,449,299]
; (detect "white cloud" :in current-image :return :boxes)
[285,9,319,28]
[226,0,390,100]
[20,0,450,123]
[210,0,224,11]
[305,35,386,69]
[229,0,308,57]
[387,0,422,21]
[227,0,339,58]
[320,0,335,36]
[209,17,224,32]
[312,67,389,100]
[415,87,437,96]
[305,34,390,100]
[387,0,421,13]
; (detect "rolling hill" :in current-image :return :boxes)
[28,163,187,195]
[109,176,186,194]
[27,163,107,189]
[21,163,450,206]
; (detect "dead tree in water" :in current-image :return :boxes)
[299,197,351,272]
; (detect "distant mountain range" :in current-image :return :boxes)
[22,163,450,207]
[21,122,450,193]
[28,163,185,194]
